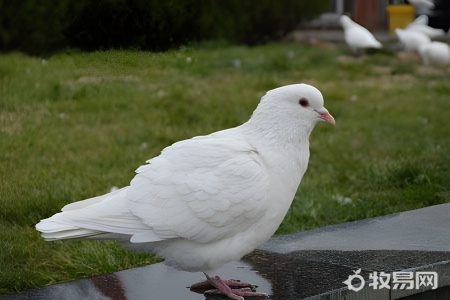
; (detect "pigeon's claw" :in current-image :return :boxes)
[190,274,268,299]
[205,288,268,299]
[190,278,255,291]
[207,275,245,300]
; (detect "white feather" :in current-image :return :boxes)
[408,0,435,10]
[407,15,446,39]
[419,41,450,67]
[395,28,431,52]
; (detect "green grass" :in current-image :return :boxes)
[1,43,449,294]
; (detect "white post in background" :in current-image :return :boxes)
[336,0,344,14]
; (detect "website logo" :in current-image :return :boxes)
[343,269,438,291]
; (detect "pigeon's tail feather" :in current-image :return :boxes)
[36,220,103,241]
[61,192,109,211]
[373,41,382,49]
[35,187,157,242]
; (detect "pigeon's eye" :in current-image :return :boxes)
[299,98,309,107]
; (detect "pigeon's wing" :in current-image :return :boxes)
[127,130,270,244]
[349,26,381,49]
[410,15,429,26]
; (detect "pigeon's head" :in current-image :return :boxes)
[247,83,334,141]
[259,83,335,126]
[339,15,353,29]
[395,28,406,39]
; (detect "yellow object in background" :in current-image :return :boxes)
[386,5,416,33]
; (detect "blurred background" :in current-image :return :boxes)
[1,0,449,56]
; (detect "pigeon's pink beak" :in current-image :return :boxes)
[317,107,335,125]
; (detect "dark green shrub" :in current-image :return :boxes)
[0,0,86,55]
[0,0,331,55]
[196,0,328,45]
[63,0,149,50]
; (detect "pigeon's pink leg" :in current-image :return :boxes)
[206,274,244,300]
[190,276,254,290]
[190,273,268,299]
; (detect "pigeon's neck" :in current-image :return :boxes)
[243,114,315,147]
[241,114,313,195]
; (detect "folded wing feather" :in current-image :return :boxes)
[36,129,270,246]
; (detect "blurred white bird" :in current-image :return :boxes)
[407,15,446,38]
[408,0,435,8]
[419,41,450,67]
[408,0,435,15]
[36,83,335,299]
[395,28,431,52]
[340,15,382,54]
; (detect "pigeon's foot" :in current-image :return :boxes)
[190,273,268,299]
[204,287,269,300]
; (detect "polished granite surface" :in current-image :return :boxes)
[2,203,450,300]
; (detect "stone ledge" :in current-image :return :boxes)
[2,203,449,299]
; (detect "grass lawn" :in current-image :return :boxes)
[1,42,449,294]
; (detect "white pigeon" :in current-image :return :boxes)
[339,15,382,54]
[395,28,431,52]
[409,14,429,27]
[408,0,435,14]
[408,0,434,8]
[419,41,450,67]
[36,83,335,299]
[407,15,446,39]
